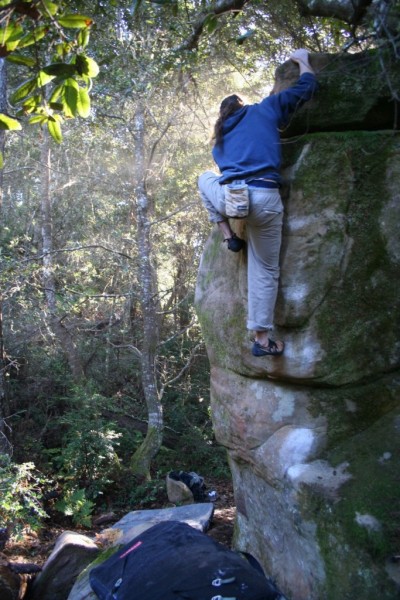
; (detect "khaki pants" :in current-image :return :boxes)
[198,171,283,331]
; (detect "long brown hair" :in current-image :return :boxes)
[213,94,244,145]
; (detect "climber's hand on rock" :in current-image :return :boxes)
[290,49,314,74]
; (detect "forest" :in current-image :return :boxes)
[0,0,398,535]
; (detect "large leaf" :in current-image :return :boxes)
[39,1,59,17]
[0,113,22,130]
[6,54,36,67]
[77,87,90,118]
[21,95,41,113]
[63,80,79,117]
[47,117,63,143]
[18,26,48,49]
[75,54,99,77]
[0,24,24,45]
[49,102,64,112]
[0,23,24,53]
[49,84,63,103]
[77,27,91,49]
[3,39,21,53]
[204,14,218,34]
[57,15,93,29]
[42,63,78,78]
[29,115,47,125]
[37,70,56,87]
[10,78,37,104]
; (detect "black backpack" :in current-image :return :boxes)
[89,520,285,600]
[168,470,207,501]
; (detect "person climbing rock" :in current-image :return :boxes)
[198,48,318,357]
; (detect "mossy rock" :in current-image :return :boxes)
[273,50,400,137]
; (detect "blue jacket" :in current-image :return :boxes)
[212,72,318,185]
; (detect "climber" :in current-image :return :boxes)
[198,48,318,357]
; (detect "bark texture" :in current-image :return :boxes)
[130,101,163,479]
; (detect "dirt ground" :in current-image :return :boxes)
[3,476,236,570]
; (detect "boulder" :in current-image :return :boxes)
[166,473,194,504]
[195,49,400,599]
[67,503,215,600]
[272,50,400,135]
[30,532,99,600]
[0,561,21,600]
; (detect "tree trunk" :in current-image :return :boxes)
[0,58,10,455]
[130,101,163,480]
[40,128,84,381]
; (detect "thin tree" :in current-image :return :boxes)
[0,57,8,454]
[40,127,85,381]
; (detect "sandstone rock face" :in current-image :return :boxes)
[195,51,400,599]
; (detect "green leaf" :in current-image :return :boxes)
[0,151,3,169]
[55,41,73,58]
[21,95,41,112]
[204,14,218,34]
[5,40,21,53]
[18,26,49,49]
[29,115,47,125]
[77,87,90,118]
[47,118,63,143]
[49,102,64,111]
[49,84,63,103]
[6,54,36,67]
[39,0,59,17]
[37,70,56,87]
[75,54,99,77]
[63,80,79,117]
[10,78,37,104]
[42,63,78,78]
[0,113,21,130]
[77,27,90,49]
[0,24,23,45]
[57,15,93,29]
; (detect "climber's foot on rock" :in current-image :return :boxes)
[252,339,284,357]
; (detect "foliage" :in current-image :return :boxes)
[0,454,49,535]
[174,425,230,479]
[49,387,122,500]
[129,472,168,508]
[54,487,95,527]
[0,0,98,142]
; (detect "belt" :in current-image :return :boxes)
[246,179,280,189]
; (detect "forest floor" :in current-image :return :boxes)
[3,476,236,568]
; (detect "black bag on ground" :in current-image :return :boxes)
[168,470,207,501]
[89,520,285,600]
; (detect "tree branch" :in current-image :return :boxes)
[109,341,142,359]
[296,0,374,24]
[22,244,133,263]
[175,0,250,52]
[158,343,203,399]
